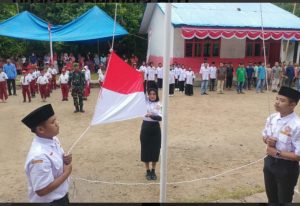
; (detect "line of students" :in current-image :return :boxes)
[138,62,196,96]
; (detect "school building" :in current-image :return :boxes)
[139,3,300,72]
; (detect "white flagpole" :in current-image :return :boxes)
[160,3,171,203]
[48,24,53,64]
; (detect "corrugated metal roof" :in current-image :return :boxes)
[156,3,300,30]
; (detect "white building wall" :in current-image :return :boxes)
[220,37,246,59]
[173,28,185,58]
[147,6,165,59]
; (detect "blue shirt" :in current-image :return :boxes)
[3,63,17,79]
[257,66,266,80]
[246,67,254,78]
[285,66,295,79]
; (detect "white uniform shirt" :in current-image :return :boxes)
[143,99,162,122]
[51,68,58,76]
[209,66,217,79]
[20,75,31,86]
[139,65,147,80]
[157,66,163,79]
[84,69,91,82]
[37,75,49,85]
[45,72,52,80]
[169,69,175,84]
[28,73,36,81]
[98,69,105,82]
[174,67,181,79]
[178,69,187,81]
[25,136,69,203]
[186,70,195,85]
[262,112,300,158]
[34,70,41,79]
[0,71,8,82]
[59,73,69,84]
[200,66,210,80]
[147,66,157,81]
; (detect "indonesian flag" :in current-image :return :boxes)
[91,52,147,125]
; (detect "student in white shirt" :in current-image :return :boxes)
[139,61,147,93]
[37,69,49,102]
[200,62,210,95]
[22,104,72,204]
[0,67,8,102]
[82,65,91,100]
[20,70,32,103]
[146,62,157,90]
[209,62,217,91]
[58,68,69,101]
[185,68,195,96]
[178,67,187,93]
[169,65,175,96]
[262,86,300,203]
[156,63,163,90]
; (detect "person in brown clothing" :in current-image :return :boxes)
[217,62,227,94]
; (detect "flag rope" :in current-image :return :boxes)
[70,156,265,186]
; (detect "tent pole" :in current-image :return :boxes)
[98,39,100,56]
[160,3,171,203]
[48,23,53,65]
[285,3,297,62]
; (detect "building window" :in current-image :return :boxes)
[212,42,219,57]
[246,43,253,57]
[246,38,270,57]
[185,42,193,57]
[184,38,220,57]
[254,43,261,56]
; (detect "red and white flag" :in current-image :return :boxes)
[91,52,147,125]
[48,23,52,32]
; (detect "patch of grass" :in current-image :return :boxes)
[185,185,265,202]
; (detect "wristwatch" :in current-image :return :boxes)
[276,150,281,157]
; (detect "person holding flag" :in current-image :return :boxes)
[140,88,162,181]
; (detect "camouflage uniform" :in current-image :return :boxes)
[69,70,85,112]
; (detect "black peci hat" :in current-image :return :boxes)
[21,104,55,130]
[278,86,300,103]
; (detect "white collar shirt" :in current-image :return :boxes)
[200,67,210,80]
[157,67,163,79]
[20,75,31,86]
[209,66,217,79]
[147,67,156,81]
[143,99,162,122]
[179,69,187,81]
[59,73,69,84]
[169,70,175,84]
[186,71,195,85]
[0,72,8,81]
[262,112,300,158]
[24,136,69,203]
[37,75,49,85]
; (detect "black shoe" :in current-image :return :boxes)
[80,106,85,113]
[150,169,157,180]
[74,106,79,113]
[146,170,151,180]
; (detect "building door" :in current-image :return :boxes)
[269,40,281,66]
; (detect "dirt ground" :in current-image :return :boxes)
[1,85,299,203]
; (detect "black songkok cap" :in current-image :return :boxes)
[278,86,300,103]
[21,104,54,130]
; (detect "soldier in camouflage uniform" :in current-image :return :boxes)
[68,63,86,113]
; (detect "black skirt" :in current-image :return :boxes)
[140,120,161,162]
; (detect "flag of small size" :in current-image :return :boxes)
[91,52,147,125]
[48,23,51,32]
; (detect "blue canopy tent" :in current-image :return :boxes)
[0,6,128,63]
[0,11,62,41]
[0,6,128,41]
